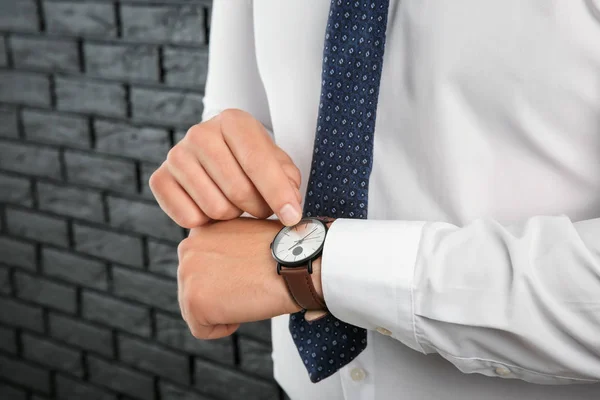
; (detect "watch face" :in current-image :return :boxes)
[271,218,327,266]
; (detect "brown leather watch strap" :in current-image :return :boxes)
[280,266,326,311]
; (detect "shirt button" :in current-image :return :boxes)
[350,367,366,382]
[375,326,392,336]
[495,366,511,377]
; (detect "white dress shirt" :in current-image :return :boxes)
[203,1,600,399]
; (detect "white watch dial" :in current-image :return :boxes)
[272,219,327,264]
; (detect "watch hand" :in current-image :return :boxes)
[299,227,318,242]
[287,227,319,250]
[301,237,322,242]
[288,237,306,250]
[288,228,317,250]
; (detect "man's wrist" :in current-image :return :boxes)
[311,257,324,302]
[274,218,334,314]
[310,219,334,303]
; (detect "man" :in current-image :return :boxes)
[149,1,600,399]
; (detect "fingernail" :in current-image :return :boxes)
[279,203,301,226]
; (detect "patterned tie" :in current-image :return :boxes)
[289,0,390,383]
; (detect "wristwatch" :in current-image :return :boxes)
[270,216,334,311]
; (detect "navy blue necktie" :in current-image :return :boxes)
[290,0,390,383]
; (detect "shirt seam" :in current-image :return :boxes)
[410,226,426,354]
[423,341,600,383]
[410,285,425,353]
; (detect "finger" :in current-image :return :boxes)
[219,110,302,226]
[177,273,187,322]
[166,145,243,221]
[305,310,329,322]
[274,147,302,204]
[278,156,303,204]
[284,170,302,204]
[188,322,240,340]
[149,164,210,228]
[291,181,302,204]
[274,147,302,189]
[186,127,273,219]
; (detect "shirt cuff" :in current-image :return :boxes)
[321,218,426,352]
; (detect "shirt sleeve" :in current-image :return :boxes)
[201,0,273,141]
[202,0,274,221]
[321,216,600,384]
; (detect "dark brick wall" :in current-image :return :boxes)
[0,1,281,399]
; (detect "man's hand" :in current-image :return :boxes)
[149,109,303,228]
[177,217,307,339]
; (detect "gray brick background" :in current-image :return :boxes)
[0,1,283,399]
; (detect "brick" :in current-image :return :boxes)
[122,0,213,4]
[238,319,272,342]
[206,3,212,31]
[85,42,159,82]
[140,163,160,199]
[82,290,151,336]
[0,0,39,32]
[0,325,17,354]
[88,355,154,400]
[56,77,126,117]
[131,87,203,127]
[0,37,7,66]
[118,334,188,384]
[160,382,210,400]
[0,236,36,270]
[0,141,61,179]
[15,272,76,313]
[0,70,50,106]
[10,35,79,72]
[0,265,10,294]
[147,239,178,277]
[0,382,27,400]
[0,297,43,332]
[164,46,209,88]
[0,355,50,394]
[22,109,90,148]
[49,312,113,357]
[73,224,143,267]
[239,336,273,379]
[22,333,83,377]
[95,119,170,163]
[65,150,136,193]
[0,173,32,206]
[6,207,69,246]
[44,1,116,37]
[195,358,279,400]
[43,247,108,290]
[38,181,103,222]
[121,4,205,44]
[56,374,117,400]
[108,197,182,241]
[113,266,178,313]
[174,130,186,143]
[0,105,18,137]
[156,312,234,364]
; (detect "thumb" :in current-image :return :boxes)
[279,155,303,205]
[289,178,302,205]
